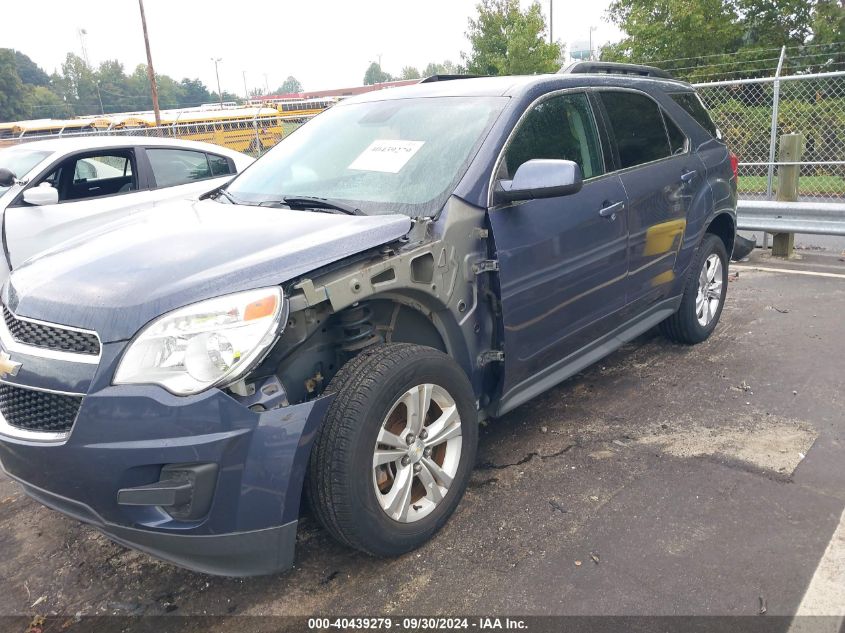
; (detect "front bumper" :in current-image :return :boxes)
[0,380,333,576]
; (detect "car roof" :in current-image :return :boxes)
[341,73,694,104]
[8,135,249,158]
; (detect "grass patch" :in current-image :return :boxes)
[738,175,845,195]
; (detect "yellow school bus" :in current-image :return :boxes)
[0,118,108,146]
[247,97,336,121]
[105,108,285,154]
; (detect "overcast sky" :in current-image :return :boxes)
[6,0,622,96]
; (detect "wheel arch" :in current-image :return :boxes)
[340,290,475,388]
[704,210,736,259]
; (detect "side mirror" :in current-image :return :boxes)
[23,183,59,206]
[0,168,16,188]
[496,159,583,203]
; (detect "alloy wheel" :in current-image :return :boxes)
[696,253,723,327]
[372,383,463,523]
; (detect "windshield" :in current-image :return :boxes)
[226,96,507,216]
[0,148,52,193]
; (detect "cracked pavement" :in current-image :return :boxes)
[0,250,843,624]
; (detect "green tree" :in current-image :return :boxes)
[737,0,814,48]
[810,0,845,46]
[180,78,212,106]
[601,0,742,66]
[26,85,66,118]
[363,62,392,85]
[0,49,30,121]
[400,66,421,79]
[10,50,50,86]
[463,0,562,76]
[422,60,464,76]
[277,76,303,93]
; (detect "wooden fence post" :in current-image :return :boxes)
[772,133,804,257]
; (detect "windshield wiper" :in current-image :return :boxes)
[202,186,241,204]
[280,196,365,216]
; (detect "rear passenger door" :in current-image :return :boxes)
[489,91,629,402]
[597,90,706,313]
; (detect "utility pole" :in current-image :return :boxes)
[212,57,223,108]
[549,0,553,45]
[95,81,105,115]
[589,26,597,60]
[263,73,269,94]
[242,70,249,101]
[138,0,161,127]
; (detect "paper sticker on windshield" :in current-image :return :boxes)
[348,140,425,173]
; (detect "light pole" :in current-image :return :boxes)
[138,0,161,127]
[549,0,553,45]
[589,26,597,61]
[242,70,249,102]
[211,57,223,108]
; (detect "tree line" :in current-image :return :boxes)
[0,49,306,122]
[364,0,842,85]
[3,0,842,122]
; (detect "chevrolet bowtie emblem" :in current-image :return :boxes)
[0,352,22,379]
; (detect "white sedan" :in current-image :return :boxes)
[0,137,253,273]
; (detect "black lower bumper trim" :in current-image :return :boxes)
[101,520,298,577]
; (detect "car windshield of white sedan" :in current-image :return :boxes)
[225,96,507,216]
[0,148,51,192]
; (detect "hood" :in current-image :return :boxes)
[5,198,411,342]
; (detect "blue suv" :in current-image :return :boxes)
[0,63,736,576]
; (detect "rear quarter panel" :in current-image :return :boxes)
[650,89,736,294]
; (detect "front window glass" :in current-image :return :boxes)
[502,92,604,180]
[0,148,51,193]
[226,96,507,216]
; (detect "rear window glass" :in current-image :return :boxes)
[147,148,212,187]
[600,91,671,169]
[664,114,688,155]
[670,92,718,138]
[208,154,233,176]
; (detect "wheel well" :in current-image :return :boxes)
[706,213,736,257]
[352,299,447,353]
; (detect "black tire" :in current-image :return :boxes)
[660,233,729,344]
[307,343,478,557]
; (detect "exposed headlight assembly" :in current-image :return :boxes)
[114,287,285,395]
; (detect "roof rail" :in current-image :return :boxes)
[559,61,674,80]
[420,74,483,83]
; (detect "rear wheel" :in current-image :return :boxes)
[307,343,477,557]
[660,234,728,344]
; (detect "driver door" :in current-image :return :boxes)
[488,91,629,406]
[5,149,153,267]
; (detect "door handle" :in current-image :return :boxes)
[599,201,624,219]
[681,169,697,183]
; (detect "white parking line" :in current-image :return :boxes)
[788,505,845,633]
[733,265,845,279]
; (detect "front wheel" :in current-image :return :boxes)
[307,343,478,557]
[660,233,729,344]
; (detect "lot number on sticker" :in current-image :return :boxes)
[348,140,425,173]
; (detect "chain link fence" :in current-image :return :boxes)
[694,66,845,203]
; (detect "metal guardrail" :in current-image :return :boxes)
[737,200,845,236]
